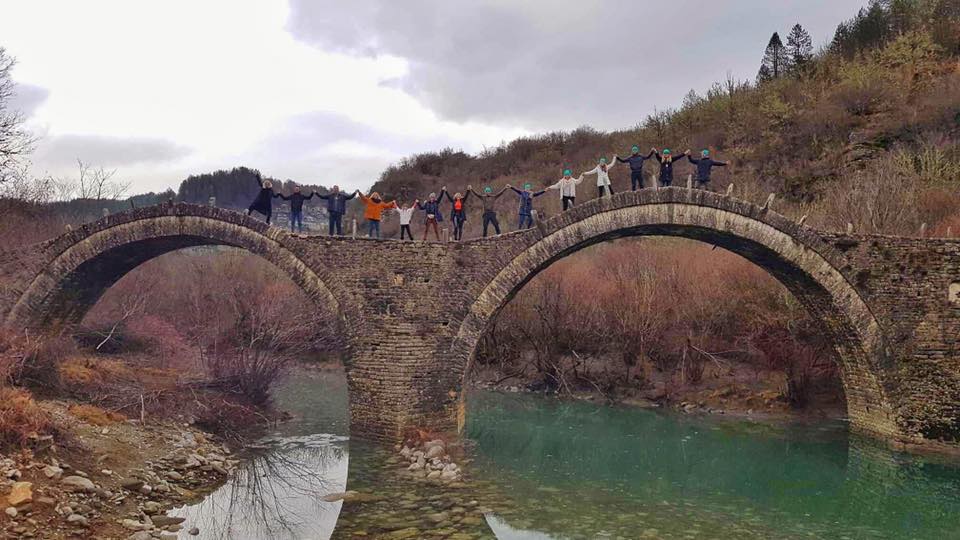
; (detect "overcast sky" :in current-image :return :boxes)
[1,0,866,195]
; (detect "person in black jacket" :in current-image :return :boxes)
[315,185,358,236]
[247,174,280,224]
[685,149,728,190]
[616,145,656,190]
[417,189,446,241]
[470,185,508,237]
[653,148,688,187]
[279,185,315,233]
[444,187,471,241]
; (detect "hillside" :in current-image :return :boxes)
[360,2,959,239]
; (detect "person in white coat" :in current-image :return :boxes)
[581,156,617,198]
[546,169,584,210]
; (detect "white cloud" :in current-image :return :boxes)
[0,0,865,195]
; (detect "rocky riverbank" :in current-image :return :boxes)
[1,400,241,539]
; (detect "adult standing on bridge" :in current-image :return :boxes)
[315,185,358,236]
[616,146,657,190]
[278,185,315,233]
[444,187,471,241]
[653,148,688,187]
[470,185,508,237]
[510,183,546,229]
[546,169,584,210]
[358,191,397,239]
[581,156,617,198]
[686,149,728,190]
[247,174,280,225]
[417,189,446,241]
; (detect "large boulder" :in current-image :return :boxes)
[7,482,32,506]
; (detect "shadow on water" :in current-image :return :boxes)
[171,370,960,539]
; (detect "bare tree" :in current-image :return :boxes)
[57,159,130,200]
[0,48,36,184]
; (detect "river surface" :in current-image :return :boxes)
[173,369,960,539]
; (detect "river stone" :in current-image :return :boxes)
[5,506,16,518]
[127,532,152,540]
[120,479,144,492]
[42,465,63,480]
[426,470,442,479]
[121,518,149,531]
[424,445,445,459]
[188,527,200,535]
[142,501,162,514]
[7,481,32,506]
[66,514,88,526]
[61,475,96,492]
[151,515,186,527]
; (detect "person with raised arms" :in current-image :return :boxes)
[444,187,472,241]
[652,148,688,187]
[278,185,315,233]
[396,198,419,241]
[581,156,618,198]
[246,173,281,225]
[315,185,358,236]
[358,191,397,239]
[417,189,446,241]
[686,148,728,190]
[546,169,584,210]
[510,182,546,229]
[616,146,657,190]
[469,185,508,238]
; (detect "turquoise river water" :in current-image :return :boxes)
[172,369,960,539]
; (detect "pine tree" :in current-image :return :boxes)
[785,24,813,70]
[757,32,790,82]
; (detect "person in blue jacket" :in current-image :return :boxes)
[278,185,315,233]
[510,183,546,229]
[315,185,358,236]
[686,148,728,190]
[417,189,446,241]
[616,146,657,190]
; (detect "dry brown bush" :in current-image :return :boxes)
[0,387,58,449]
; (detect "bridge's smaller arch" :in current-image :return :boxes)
[5,204,345,332]
[451,189,902,440]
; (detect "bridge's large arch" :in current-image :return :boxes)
[5,205,346,332]
[451,190,901,439]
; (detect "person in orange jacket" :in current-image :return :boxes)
[358,191,398,239]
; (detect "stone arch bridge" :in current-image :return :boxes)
[2,188,959,451]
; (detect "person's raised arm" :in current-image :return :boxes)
[274,192,286,199]
[255,175,263,187]
[494,186,509,198]
[469,187,481,198]
[616,155,628,163]
[582,166,598,176]
[510,186,523,195]
[573,175,585,185]
[305,191,315,199]
[315,191,330,200]
[645,149,656,159]
[545,180,561,190]
[442,190,454,203]
[533,189,546,197]
[688,154,699,165]
[714,160,728,167]
[653,150,662,162]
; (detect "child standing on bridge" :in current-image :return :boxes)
[444,188,471,241]
[470,185,508,237]
[582,156,617,198]
[279,185,315,233]
[686,149,728,190]
[616,146,656,190]
[546,169,584,210]
[397,199,418,241]
[247,174,280,224]
[358,191,397,239]
[417,190,446,241]
[510,183,546,229]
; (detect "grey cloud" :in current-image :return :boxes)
[288,0,866,131]
[33,134,192,168]
[8,83,48,117]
